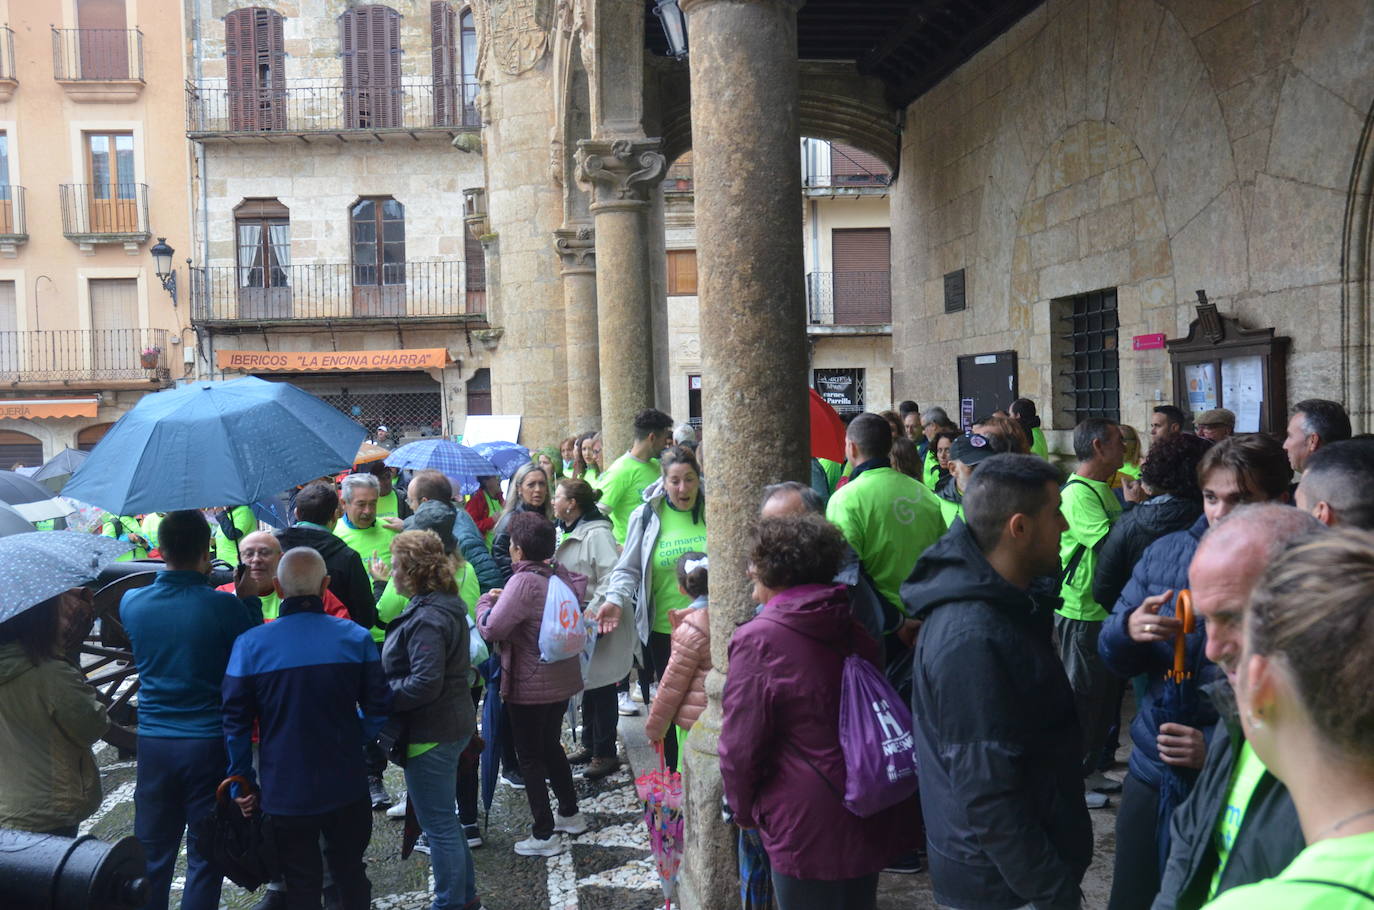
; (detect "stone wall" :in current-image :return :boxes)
[891,0,1374,437]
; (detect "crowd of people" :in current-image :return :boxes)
[1,392,1373,910]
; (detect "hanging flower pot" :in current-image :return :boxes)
[139,346,162,370]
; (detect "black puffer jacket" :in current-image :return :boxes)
[904,520,1092,910]
[1152,684,1304,909]
[380,590,476,748]
[276,525,378,629]
[491,501,547,582]
[1092,494,1202,611]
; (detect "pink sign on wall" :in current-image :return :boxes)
[1132,333,1167,351]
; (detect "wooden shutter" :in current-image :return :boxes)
[667,249,697,296]
[431,2,456,126]
[465,229,486,312]
[0,429,42,466]
[831,228,891,324]
[226,8,285,131]
[829,142,888,185]
[342,6,401,129]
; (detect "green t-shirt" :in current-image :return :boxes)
[825,466,946,618]
[103,515,149,561]
[648,502,707,634]
[817,458,843,496]
[375,490,401,519]
[938,494,963,528]
[1208,741,1270,899]
[922,450,941,490]
[1056,475,1122,621]
[335,518,399,569]
[1203,830,1374,909]
[372,561,479,644]
[212,506,257,567]
[141,513,165,544]
[1030,426,1050,459]
[600,453,661,545]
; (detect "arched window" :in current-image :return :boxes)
[225,7,286,131]
[0,429,43,466]
[351,197,405,316]
[76,423,113,452]
[235,198,290,289]
[340,5,402,129]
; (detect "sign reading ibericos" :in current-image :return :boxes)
[216,348,448,373]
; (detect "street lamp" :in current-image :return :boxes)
[150,237,178,305]
[654,0,688,59]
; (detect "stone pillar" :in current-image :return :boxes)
[554,225,601,432]
[575,138,666,457]
[676,2,809,909]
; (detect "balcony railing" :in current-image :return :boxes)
[0,26,16,82]
[52,28,144,82]
[191,261,486,324]
[0,329,170,384]
[59,184,151,241]
[0,186,27,238]
[186,78,481,137]
[803,172,891,189]
[806,271,892,326]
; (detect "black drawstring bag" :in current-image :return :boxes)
[190,775,278,891]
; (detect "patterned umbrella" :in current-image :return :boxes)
[470,441,530,479]
[0,531,132,623]
[385,440,499,497]
[636,742,685,908]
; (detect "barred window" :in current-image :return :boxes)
[1054,289,1119,425]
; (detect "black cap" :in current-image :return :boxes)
[950,433,1001,466]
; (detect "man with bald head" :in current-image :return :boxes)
[223,547,391,909]
[216,531,351,622]
[1152,504,1324,910]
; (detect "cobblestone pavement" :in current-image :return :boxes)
[89,711,1121,910]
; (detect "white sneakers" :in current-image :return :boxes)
[617,692,640,716]
[386,796,408,819]
[553,811,588,835]
[514,834,565,857]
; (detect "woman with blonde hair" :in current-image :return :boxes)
[1204,528,1374,907]
[492,462,552,581]
[382,529,481,910]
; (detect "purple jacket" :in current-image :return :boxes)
[476,561,587,705]
[718,583,918,879]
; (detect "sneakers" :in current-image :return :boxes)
[582,756,621,781]
[1086,791,1111,809]
[883,851,924,874]
[465,824,484,848]
[514,834,565,857]
[502,769,527,790]
[566,747,593,766]
[386,796,408,819]
[412,833,431,855]
[1087,771,1123,794]
[617,692,640,716]
[553,811,588,835]
[368,776,392,810]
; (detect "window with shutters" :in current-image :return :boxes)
[341,5,402,129]
[234,198,290,288]
[225,8,286,132]
[0,429,42,467]
[77,423,113,452]
[466,368,492,416]
[667,249,697,296]
[829,142,890,186]
[464,228,486,313]
[460,9,478,125]
[431,2,458,126]
[0,280,16,373]
[88,278,138,373]
[830,228,891,324]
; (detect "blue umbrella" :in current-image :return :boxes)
[478,653,507,829]
[470,441,530,479]
[385,440,499,498]
[62,377,366,515]
[0,531,132,622]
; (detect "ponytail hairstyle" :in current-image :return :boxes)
[676,551,708,599]
[556,477,603,516]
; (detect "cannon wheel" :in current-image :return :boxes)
[81,571,159,754]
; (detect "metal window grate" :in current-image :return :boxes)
[1058,289,1119,422]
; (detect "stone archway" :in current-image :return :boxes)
[1341,97,1374,432]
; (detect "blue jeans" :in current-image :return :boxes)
[405,739,478,910]
[134,736,226,910]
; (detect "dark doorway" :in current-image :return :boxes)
[957,351,1018,428]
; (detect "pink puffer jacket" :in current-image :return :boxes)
[645,607,711,741]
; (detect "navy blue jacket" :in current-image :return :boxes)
[222,595,391,816]
[1098,515,1221,790]
[452,508,503,594]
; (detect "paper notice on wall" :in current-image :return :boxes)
[1221,355,1264,432]
[1184,362,1218,414]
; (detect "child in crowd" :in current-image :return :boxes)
[645,552,710,767]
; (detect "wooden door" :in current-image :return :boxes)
[86,133,137,233]
[77,0,129,79]
[88,278,138,374]
[0,132,11,235]
[351,198,405,316]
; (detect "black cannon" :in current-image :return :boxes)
[0,829,147,910]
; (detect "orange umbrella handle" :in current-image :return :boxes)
[1171,590,1194,679]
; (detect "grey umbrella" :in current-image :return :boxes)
[0,470,74,522]
[0,531,133,624]
[32,448,89,493]
[0,502,34,538]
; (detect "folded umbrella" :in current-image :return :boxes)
[478,654,507,829]
[189,776,278,891]
[32,448,89,493]
[386,440,499,498]
[0,470,74,522]
[0,531,132,624]
[637,742,685,908]
[470,441,530,479]
[62,377,366,515]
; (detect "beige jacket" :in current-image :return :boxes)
[555,514,632,689]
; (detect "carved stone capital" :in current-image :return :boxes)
[553,225,596,273]
[575,138,666,209]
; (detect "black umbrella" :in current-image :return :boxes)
[189,776,277,890]
[0,470,72,522]
[31,447,89,493]
[0,531,132,624]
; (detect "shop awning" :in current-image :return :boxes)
[216,348,449,373]
[0,399,100,419]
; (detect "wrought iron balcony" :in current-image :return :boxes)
[52,28,144,82]
[806,271,892,327]
[191,261,486,325]
[185,78,481,138]
[59,184,151,250]
[0,26,16,85]
[0,329,170,385]
[0,186,28,245]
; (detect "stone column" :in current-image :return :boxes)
[575,138,666,457]
[676,2,809,909]
[554,225,601,432]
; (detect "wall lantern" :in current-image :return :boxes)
[654,0,688,60]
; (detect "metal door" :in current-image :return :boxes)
[956,350,1018,423]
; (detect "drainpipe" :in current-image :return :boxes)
[191,0,210,379]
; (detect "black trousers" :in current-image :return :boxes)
[507,700,578,839]
[457,686,482,825]
[771,870,879,910]
[273,796,372,910]
[1109,773,1162,910]
[581,683,620,758]
[647,630,677,770]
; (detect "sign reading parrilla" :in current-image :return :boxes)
[215,348,449,372]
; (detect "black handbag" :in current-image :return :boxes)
[190,775,278,891]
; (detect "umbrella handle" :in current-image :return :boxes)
[1171,590,1194,681]
[215,775,259,807]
